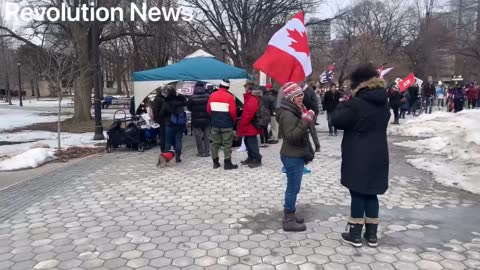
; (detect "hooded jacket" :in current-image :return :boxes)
[161,94,187,126]
[276,98,313,159]
[332,77,391,195]
[237,91,263,136]
[187,86,210,128]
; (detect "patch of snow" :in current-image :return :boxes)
[0,108,68,131]
[0,148,56,171]
[6,97,73,108]
[390,110,480,195]
[0,131,105,157]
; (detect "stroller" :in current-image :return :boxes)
[106,110,146,153]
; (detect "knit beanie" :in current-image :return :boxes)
[282,82,303,102]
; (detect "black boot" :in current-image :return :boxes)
[283,211,306,232]
[364,223,379,247]
[213,158,221,169]
[341,222,364,247]
[248,160,262,168]
[241,158,253,165]
[224,159,238,170]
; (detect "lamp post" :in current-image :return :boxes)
[220,42,227,63]
[17,62,23,107]
[92,0,104,140]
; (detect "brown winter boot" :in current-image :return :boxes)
[283,211,306,232]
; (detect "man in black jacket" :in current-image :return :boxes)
[187,82,211,157]
[407,85,419,114]
[322,84,342,136]
[302,81,320,152]
[263,84,279,144]
[422,79,435,114]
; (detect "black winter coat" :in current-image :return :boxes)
[262,91,277,116]
[332,78,391,195]
[161,95,187,126]
[152,94,165,124]
[187,88,210,128]
[389,90,402,108]
[303,87,319,115]
[323,90,342,113]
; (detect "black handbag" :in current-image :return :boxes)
[304,137,315,162]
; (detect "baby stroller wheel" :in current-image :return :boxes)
[137,143,145,152]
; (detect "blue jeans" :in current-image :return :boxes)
[281,156,305,212]
[245,136,262,162]
[165,125,185,159]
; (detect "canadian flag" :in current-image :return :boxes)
[378,66,393,78]
[399,73,416,92]
[253,12,312,84]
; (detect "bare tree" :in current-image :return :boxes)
[40,45,77,149]
[180,0,323,70]
[0,0,155,122]
[326,0,414,84]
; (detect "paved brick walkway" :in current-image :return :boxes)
[0,134,479,270]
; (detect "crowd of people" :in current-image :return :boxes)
[386,80,480,124]
[128,67,479,247]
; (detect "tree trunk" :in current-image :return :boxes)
[116,60,123,95]
[30,79,35,97]
[58,86,62,149]
[72,24,93,122]
[35,77,40,100]
[123,74,130,98]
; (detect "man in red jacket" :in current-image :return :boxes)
[466,82,478,109]
[207,79,238,170]
[238,85,263,168]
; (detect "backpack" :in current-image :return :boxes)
[252,97,271,129]
[170,111,187,126]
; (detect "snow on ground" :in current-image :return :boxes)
[0,108,71,131]
[6,97,74,108]
[0,148,56,171]
[389,110,480,194]
[0,131,106,157]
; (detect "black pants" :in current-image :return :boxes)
[400,109,407,118]
[260,128,269,144]
[468,99,477,109]
[391,106,399,122]
[350,190,379,219]
[454,99,464,113]
[244,136,262,162]
[159,125,167,152]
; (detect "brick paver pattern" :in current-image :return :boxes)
[1,134,480,270]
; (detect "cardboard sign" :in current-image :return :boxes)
[176,82,195,96]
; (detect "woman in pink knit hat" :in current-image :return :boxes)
[276,82,316,232]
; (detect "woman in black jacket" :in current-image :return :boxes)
[161,87,187,163]
[388,86,402,125]
[332,64,391,248]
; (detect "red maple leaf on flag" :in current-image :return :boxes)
[287,28,310,56]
